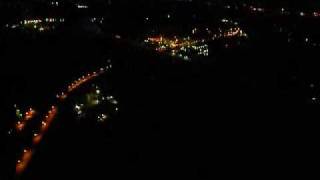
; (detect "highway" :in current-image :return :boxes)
[15,64,111,176]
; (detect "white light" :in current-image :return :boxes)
[75,105,80,110]
[97,114,108,122]
[305,38,309,43]
[77,4,88,9]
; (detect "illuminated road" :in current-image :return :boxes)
[15,64,111,176]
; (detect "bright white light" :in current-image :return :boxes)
[111,99,118,105]
[77,4,88,9]
[97,114,108,122]
[305,38,309,43]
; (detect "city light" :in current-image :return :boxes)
[4,17,66,32]
[15,107,36,132]
[145,36,209,61]
[97,114,108,122]
[76,4,88,9]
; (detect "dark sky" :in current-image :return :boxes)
[1,0,320,7]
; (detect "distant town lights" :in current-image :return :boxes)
[77,4,88,9]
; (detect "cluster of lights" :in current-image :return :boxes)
[249,6,265,13]
[108,95,120,112]
[90,17,104,24]
[106,95,118,105]
[145,36,209,61]
[76,4,88,9]
[192,20,247,40]
[73,86,119,120]
[74,104,84,116]
[50,1,59,6]
[97,114,108,123]
[218,27,247,39]
[15,106,36,132]
[298,11,320,18]
[44,18,65,23]
[223,3,320,18]
[4,18,66,32]
[90,86,104,106]
[280,9,320,18]
[246,4,320,18]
